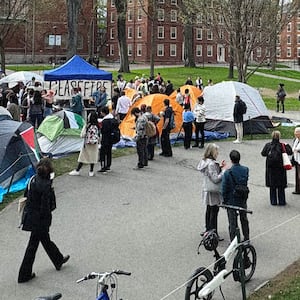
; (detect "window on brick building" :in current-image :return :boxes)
[137,44,142,56]
[110,28,115,39]
[158,0,165,3]
[287,22,291,32]
[111,12,115,23]
[158,26,164,39]
[297,23,300,31]
[128,9,133,21]
[297,48,300,57]
[287,35,291,44]
[158,9,164,21]
[298,35,300,44]
[110,45,114,56]
[138,8,143,20]
[111,0,115,6]
[137,26,142,38]
[207,45,213,57]
[196,28,202,40]
[276,47,281,57]
[196,14,203,24]
[128,27,133,38]
[257,47,261,57]
[218,29,224,40]
[171,0,177,5]
[157,44,164,56]
[218,15,224,25]
[171,10,177,22]
[128,0,133,4]
[170,44,176,56]
[128,44,132,56]
[287,47,291,57]
[196,45,202,56]
[170,27,177,39]
[207,30,213,40]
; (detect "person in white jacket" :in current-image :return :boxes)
[292,127,300,194]
[193,96,206,148]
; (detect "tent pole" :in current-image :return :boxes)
[6,173,15,195]
[248,116,253,140]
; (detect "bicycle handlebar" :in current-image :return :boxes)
[76,270,131,283]
[219,204,253,214]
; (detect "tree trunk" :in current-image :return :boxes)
[117,13,130,73]
[0,38,6,74]
[66,0,82,59]
[184,24,195,67]
[228,45,234,79]
[149,20,155,78]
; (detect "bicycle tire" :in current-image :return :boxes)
[184,267,214,300]
[233,244,257,282]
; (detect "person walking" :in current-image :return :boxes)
[292,127,300,194]
[115,90,131,122]
[18,158,70,283]
[144,106,160,160]
[182,104,195,149]
[159,99,173,157]
[131,107,148,169]
[222,150,250,242]
[276,83,286,113]
[69,111,100,177]
[193,96,206,148]
[233,95,245,144]
[261,130,292,205]
[98,107,114,173]
[197,143,226,239]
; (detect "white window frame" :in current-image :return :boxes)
[207,29,213,40]
[158,0,165,3]
[297,47,300,57]
[158,26,164,39]
[287,47,291,57]
[170,44,176,57]
[111,12,115,23]
[128,27,133,39]
[207,45,213,57]
[257,47,261,57]
[170,27,177,39]
[110,28,115,39]
[157,44,164,56]
[196,45,202,57]
[157,9,164,21]
[110,45,114,56]
[171,0,177,5]
[196,28,202,40]
[138,8,142,20]
[298,35,300,44]
[170,10,177,22]
[287,35,291,44]
[137,26,142,38]
[128,44,133,56]
[111,0,115,7]
[287,22,291,32]
[137,44,142,56]
[128,9,133,21]
[276,47,281,57]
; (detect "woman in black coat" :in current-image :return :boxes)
[261,130,292,206]
[18,158,70,283]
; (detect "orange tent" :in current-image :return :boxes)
[119,93,183,139]
[124,88,137,101]
[169,85,203,110]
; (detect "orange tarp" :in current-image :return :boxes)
[119,93,183,138]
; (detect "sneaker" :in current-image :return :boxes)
[192,144,199,148]
[89,171,94,177]
[56,255,70,271]
[98,168,107,173]
[105,167,111,172]
[233,140,241,144]
[133,165,144,170]
[69,170,79,176]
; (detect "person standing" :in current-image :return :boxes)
[159,99,173,157]
[197,143,226,239]
[18,158,70,283]
[70,88,84,116]
[144,106,160,160]
[175,88,184,106]
[69,111,100,177]
[261,130,292,205]
[131,107,148,169]
[29,90,44,128]
[222,150,250,242]
[233,95,245,144]
[182,104,195,149]
[193,96,206,148]
[98,107,114,173]
[276,83,286,113]
[115,90,131,121]
[292,127,300,194]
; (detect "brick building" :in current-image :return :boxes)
[3,0,97,64]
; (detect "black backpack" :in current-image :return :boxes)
[110,118,121,145]
[240,100,247,114]
[267,144,282,165]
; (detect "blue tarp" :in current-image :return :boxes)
[44,55,112,81]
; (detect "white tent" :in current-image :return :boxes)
[0,71,44,88]
[203,81,273,136]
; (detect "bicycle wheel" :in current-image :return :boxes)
[185,267,214,300]
[233,244,257,282]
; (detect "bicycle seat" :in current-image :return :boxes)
[35,293,62,300]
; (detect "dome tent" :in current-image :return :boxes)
[203,81,273,136]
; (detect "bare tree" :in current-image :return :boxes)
[0,0,29,73]
[66,0,82,59]
[115,0,130,73]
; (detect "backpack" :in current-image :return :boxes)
[85,125,99,145]
[110,118,121,145]
[145,120,157,137]
[240,100,247,114]
[267,144,282,165]
[169,111,176,130]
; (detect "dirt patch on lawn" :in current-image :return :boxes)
[249,259,300,299]
[259,88,298,98]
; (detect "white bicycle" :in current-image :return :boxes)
[76,269,131,300]
[185,204,256,300]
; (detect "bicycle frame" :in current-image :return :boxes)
[197,236,239,298]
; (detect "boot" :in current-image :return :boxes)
[282,104,284,113]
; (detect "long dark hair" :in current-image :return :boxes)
[87,111,99,129]
[33,90,42,105]
[36,158,54,179]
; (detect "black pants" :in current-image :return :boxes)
[205,205,219,233]
[227,208,249,242]
[295,163,300,193]
[194,122,205,146]
[183,122,193,149]
[160,129,172,156]
[270,187,286,205]
[136,137,148,167]
[100,144,112,169]
[147,143,155,160]
[18,230,64,281]
[77,162,94,172]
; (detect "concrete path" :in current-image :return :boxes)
[1,131,300,299]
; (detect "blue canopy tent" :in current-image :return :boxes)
[44,55,112,81]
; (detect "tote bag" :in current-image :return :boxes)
[203,175,221,193]
[282,143,292,170]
